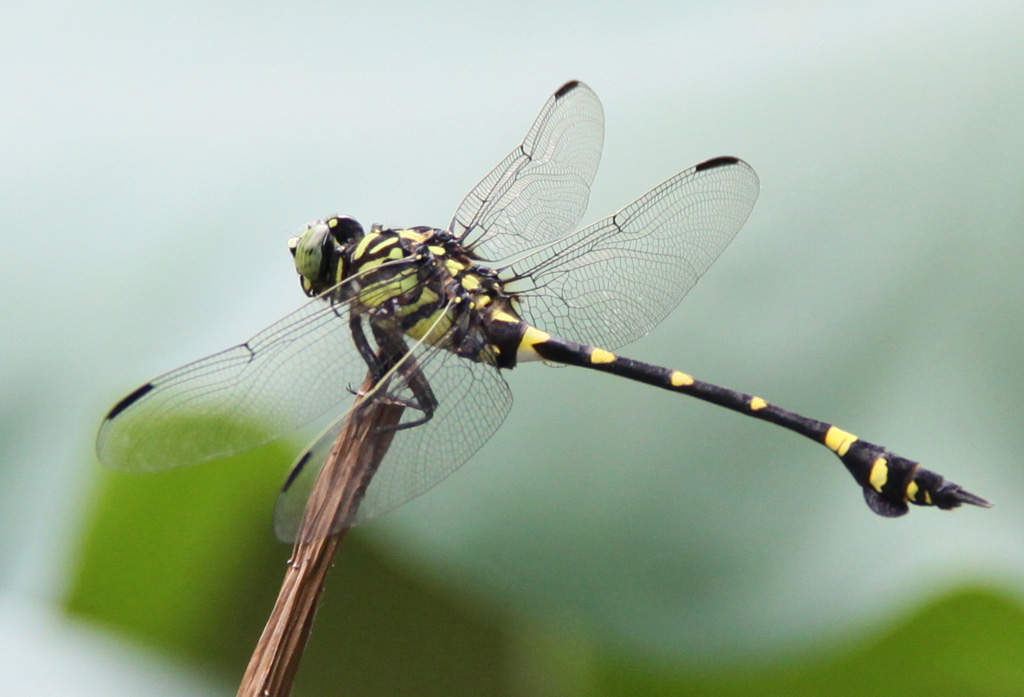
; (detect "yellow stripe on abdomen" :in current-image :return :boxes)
[670,371,694,387]
[516,325,551,363]
[868,457,889,493]
[824,426,858,457]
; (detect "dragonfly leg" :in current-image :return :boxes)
[359,324,438,432]
[349,315,386,378]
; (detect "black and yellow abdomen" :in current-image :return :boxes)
[509,326,991,517]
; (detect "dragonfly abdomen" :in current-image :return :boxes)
[517,327,992,517]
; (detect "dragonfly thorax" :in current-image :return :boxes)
[298,220,528,369]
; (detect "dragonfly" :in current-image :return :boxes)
[97,80,990,541]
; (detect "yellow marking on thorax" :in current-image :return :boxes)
[358,262,420,308]
[749,396,767,411]
[670,371,694,387]
[353,232,381,260]
[461,274,481,291]
[355,257,388,273]
[370,237,399,255]
[445,258,468,275]
[590,348,616,364]
[355,245,407,272]
[358,284,391,308]
[868,457,889,493]
[396,287,439,317]
[398,229,430,242]
[427,245,446,256]
[407,307,453,344]
[824,426,858,456]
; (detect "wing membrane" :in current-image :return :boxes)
[98,84,760,540]
[502,157,760,349]
[274,315,513,541]
[450,80,604,263]
[96,267,419,472]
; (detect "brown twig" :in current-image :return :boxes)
[237,372,404,697]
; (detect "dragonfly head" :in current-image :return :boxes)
[289,216,365,296]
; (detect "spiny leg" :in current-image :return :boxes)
[349,314,386,378]
[365,323,438,432]
[346,313,437,430]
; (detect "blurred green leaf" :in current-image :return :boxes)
[65,443,510,696]
[66,444,292,671]
[596,587,1024,696]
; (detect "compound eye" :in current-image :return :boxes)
[291,221,333,293]
[327,216,365,245]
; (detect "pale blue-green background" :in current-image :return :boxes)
[3,0,1023,693]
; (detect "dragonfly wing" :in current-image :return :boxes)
[274,333,513,542]
[450,80,604,263]
[503,157,760,349]
[96,270,417,472]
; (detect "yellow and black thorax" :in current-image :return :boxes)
[289,216,527,368]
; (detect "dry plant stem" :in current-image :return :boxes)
[238,374,405,697]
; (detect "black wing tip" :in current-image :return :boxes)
[281,451,313,493]
[555,80,583,99]
[104,382,155,421]
[695,156,742,173]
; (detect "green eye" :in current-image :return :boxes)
[292,222,331,286]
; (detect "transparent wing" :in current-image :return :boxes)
[96,268,418,472]
[450,80,604,263]
[274,327,513,542]
[501,157,760,349]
